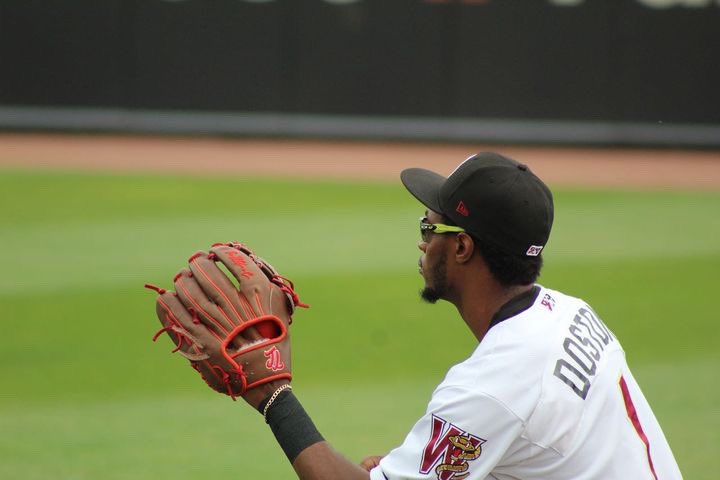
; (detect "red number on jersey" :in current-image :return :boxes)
[619,375,658,480]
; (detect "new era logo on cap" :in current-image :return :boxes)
[456,200,469,217]
[526,245,544,257]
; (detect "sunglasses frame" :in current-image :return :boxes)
[420,217,465,241]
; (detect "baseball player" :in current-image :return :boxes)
[149,152,682,480]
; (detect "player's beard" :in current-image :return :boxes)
[420,250,448,304]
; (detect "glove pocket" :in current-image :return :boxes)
[221,315,292,390]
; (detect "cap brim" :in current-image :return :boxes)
[400,168,445,213]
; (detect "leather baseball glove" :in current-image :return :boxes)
[145,242,307,402]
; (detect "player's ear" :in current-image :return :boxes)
[454,232,475,264]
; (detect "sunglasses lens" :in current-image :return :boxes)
[419,221,431,242]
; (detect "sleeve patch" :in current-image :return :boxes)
[420,414,486,480]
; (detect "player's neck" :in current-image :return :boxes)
[453,278,532,342]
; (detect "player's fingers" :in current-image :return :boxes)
[359,456,384,472]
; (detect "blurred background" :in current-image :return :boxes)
[0,1,719,479]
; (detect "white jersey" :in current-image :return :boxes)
[370,286,682,480]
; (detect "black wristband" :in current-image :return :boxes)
[260,390,325,463]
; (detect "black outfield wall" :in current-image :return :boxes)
[1,0,719,145]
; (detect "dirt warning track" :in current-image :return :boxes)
[0,133,718,189]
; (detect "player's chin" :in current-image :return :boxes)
[420,286,442,304]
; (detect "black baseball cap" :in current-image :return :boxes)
[401,152,554,257]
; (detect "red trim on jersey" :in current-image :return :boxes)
[619,375,658,480]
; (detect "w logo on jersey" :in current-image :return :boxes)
[420,415,486,480]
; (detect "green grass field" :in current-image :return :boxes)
[1,169,718,479]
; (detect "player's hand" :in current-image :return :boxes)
[359,455,384,472]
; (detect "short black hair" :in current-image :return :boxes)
[474,236,543,287]
[441,215,543,287]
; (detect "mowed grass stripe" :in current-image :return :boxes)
[0,211,420,294]
[0,357,717,480]
[2,190,719,294]
[2,254,718,404]
[0,170,409,226]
